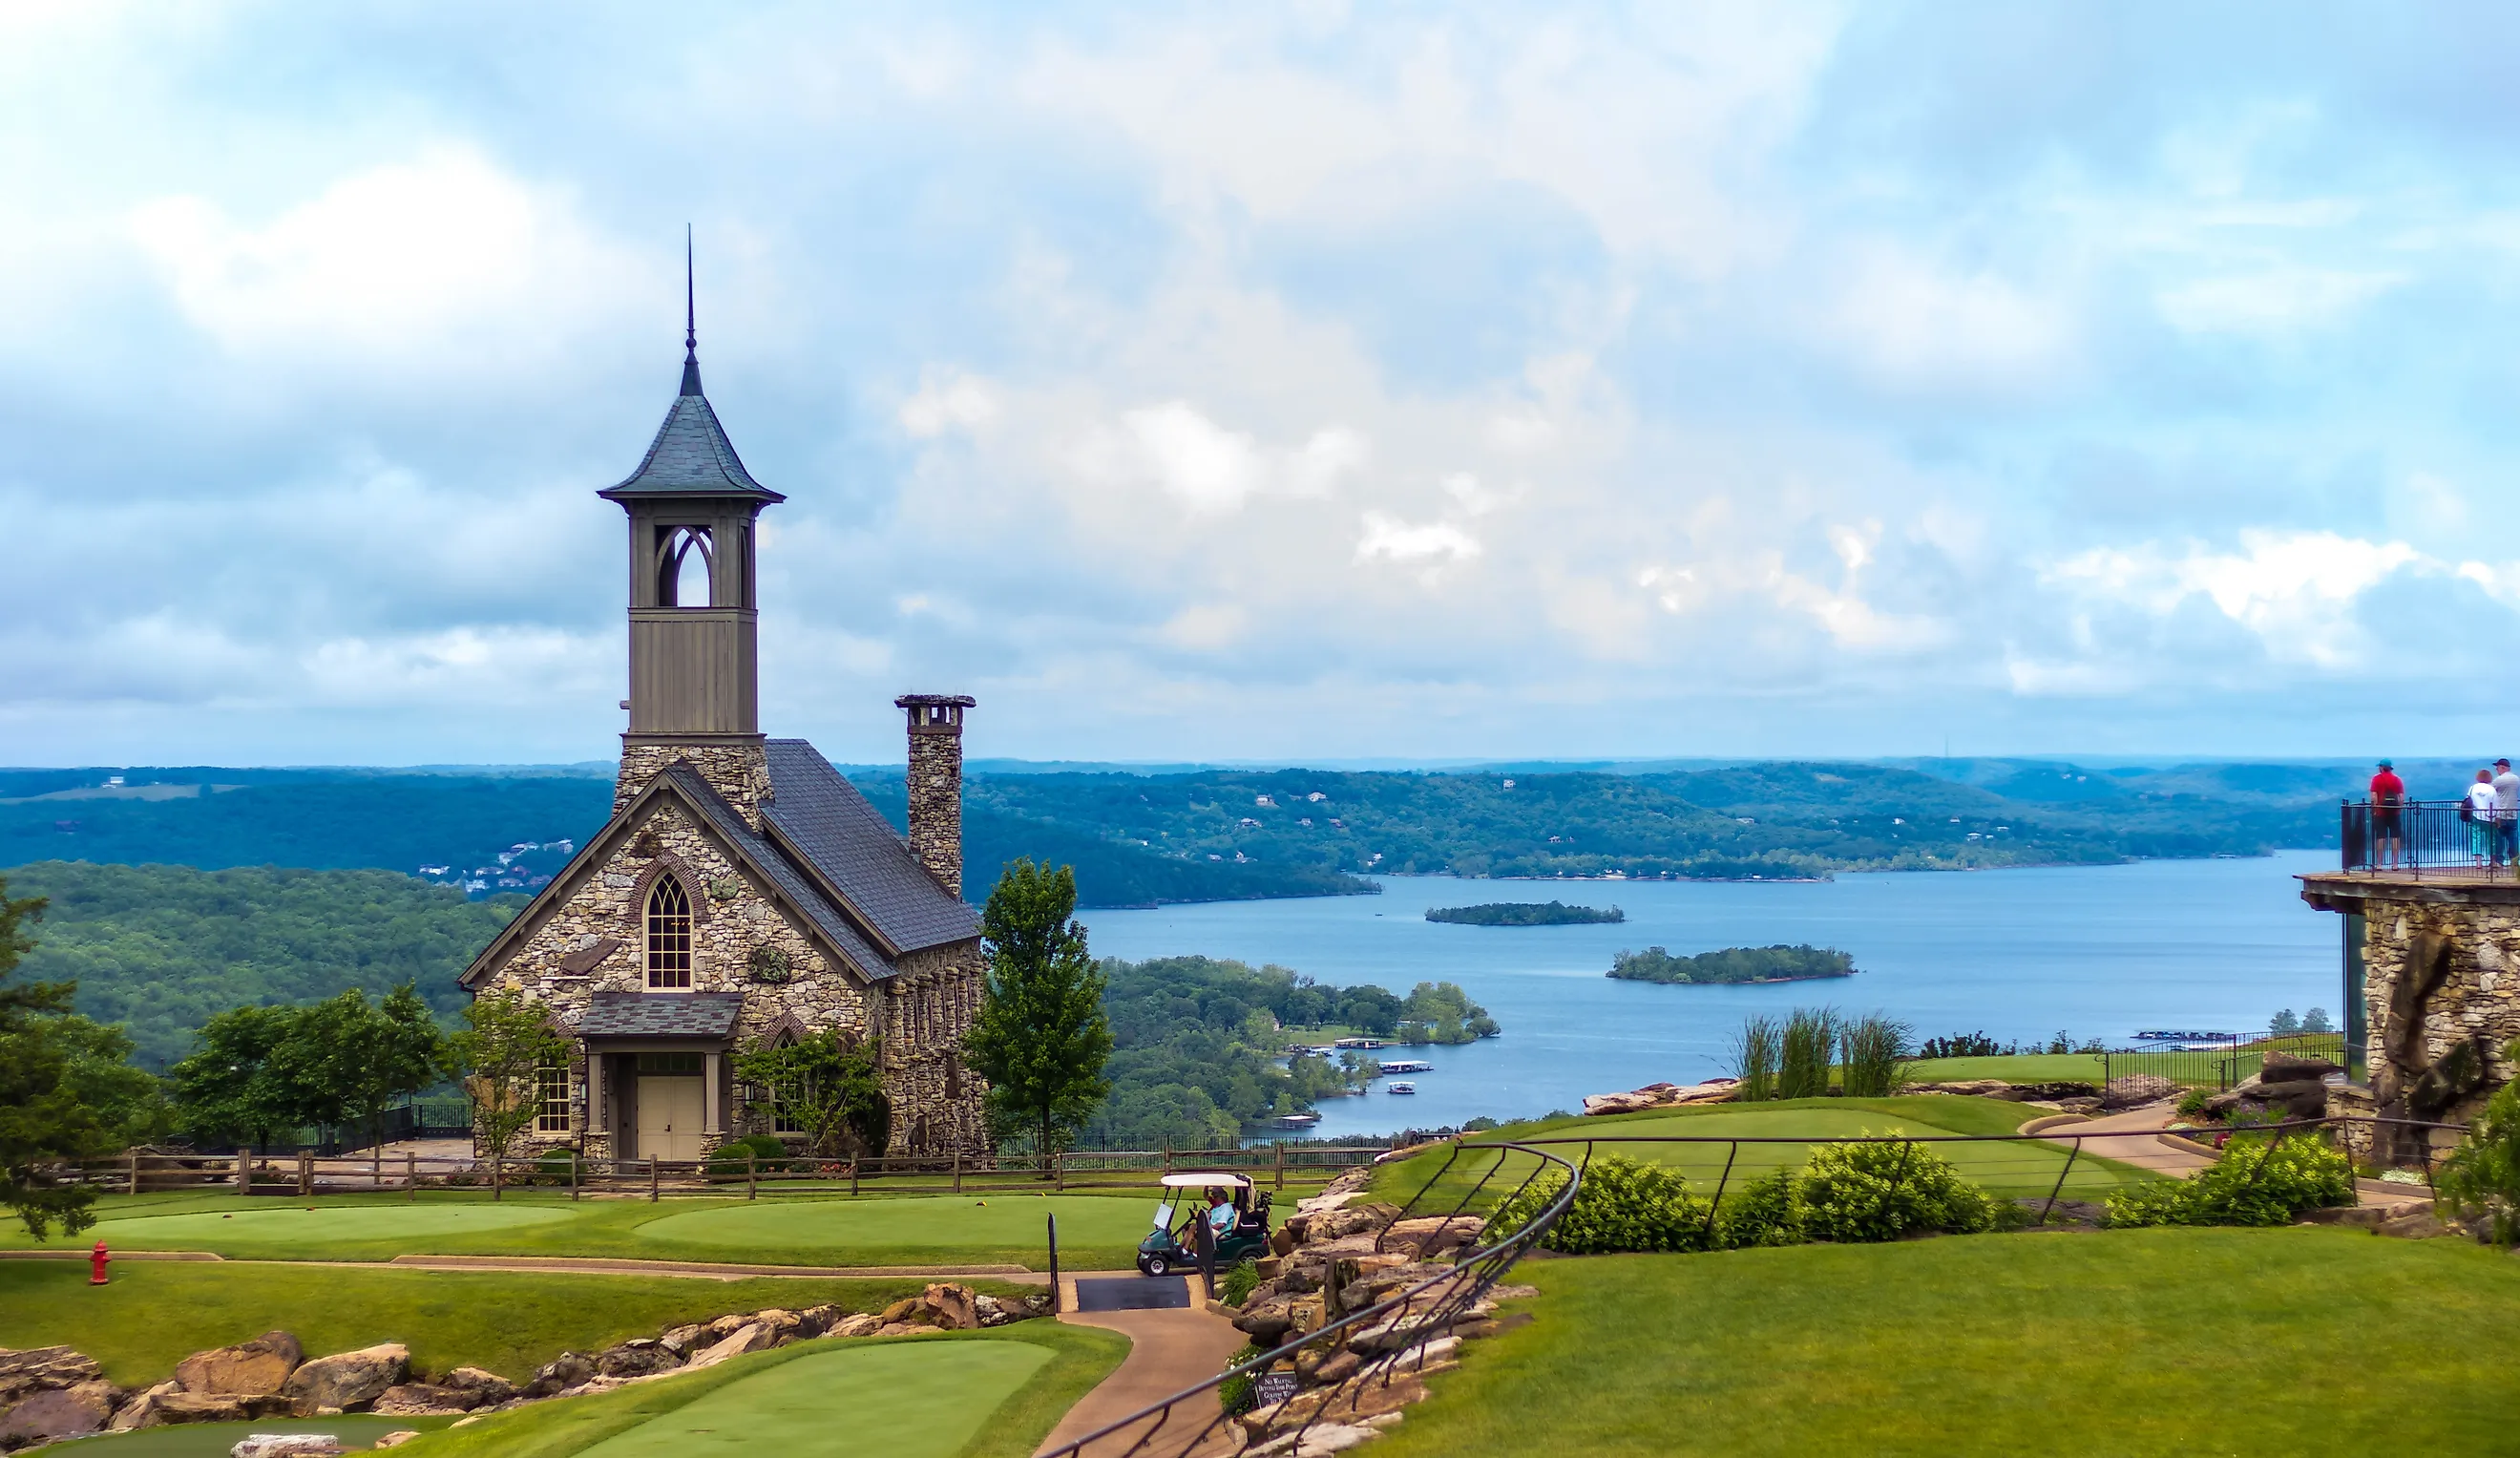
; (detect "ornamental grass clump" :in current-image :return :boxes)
[2105,1133,2354,1228]
[1777,1007,1841,1100]
[1796,1134,2002,1242]
[1838,1014,1912,1098]
[1491,1153,1712,1255]
[1730,1015,1781,1103]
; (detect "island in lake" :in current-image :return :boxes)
[1606,943,1857,984]
[1427,899,1625,926]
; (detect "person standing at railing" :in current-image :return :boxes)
[2494,759,2519,865]
[2466,770,2500,866]
[2370,759,2405,869]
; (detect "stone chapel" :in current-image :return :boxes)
[458,306,987,1162]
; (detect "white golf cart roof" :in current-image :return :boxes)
[1158,1172,1252,1188]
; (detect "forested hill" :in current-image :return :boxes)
[3,755,2371,911]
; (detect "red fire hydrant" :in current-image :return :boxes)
[88,1240,109,1286]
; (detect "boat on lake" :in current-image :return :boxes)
[1378,1059,1434,1074]
[1386,1082,1418,1094]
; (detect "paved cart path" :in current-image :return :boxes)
[2034,1104,2215,1180]
[1036,1273,1246,1458]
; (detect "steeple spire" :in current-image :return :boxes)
[680,223,703,397]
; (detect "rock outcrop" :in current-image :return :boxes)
[0,1381,117,1450]
[277,1344,409,1414]
[174,1332,304,1398]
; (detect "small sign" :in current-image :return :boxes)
[1256,1372,1300,1408]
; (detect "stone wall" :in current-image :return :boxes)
[614,737,770,826]
[2354,893,2520,1147]
[902,723,964,896]
[879,942,989,1156]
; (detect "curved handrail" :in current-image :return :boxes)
[1038,1138,1580,1458]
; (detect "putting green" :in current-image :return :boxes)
[580,1341,1051,1456]
[96,1204,576,1248]
[636,1194,1154,1255]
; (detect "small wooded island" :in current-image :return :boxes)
[1426,900,1626,926]
[1606,943,1857,984]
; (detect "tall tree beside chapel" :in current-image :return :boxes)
[0,874,126,1239]
[965,858,1114,1158]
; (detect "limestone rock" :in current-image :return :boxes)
[1231,1300,1298,1344]
[827,1313,884,1339]
[658,1324,709,1357]
[278,1344,408,1414]
[372,1434,423,1450]
[438,1367,515,1406]
[230,1436,346,1458]
[0,1379,117,1447]
[876,1298,920,1325]
[149,1391,253,1425]
[177,1332,304,1397]
[595,1341,682,1379]
[920,1284,978,1332]
[372,1384,480,1416]
[0,1346,104,1405]
[111,1380,182,1430]
[2261,1054,2343,1084]
[522,1353,595,1400]
[682,1324,773,1371]
[1378,1216,1484,1261]
[798,1305,844,1337]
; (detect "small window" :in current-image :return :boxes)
[658,525,714,607]
[535,1066,572,1133]
[636,1052,704,1074]
[646,877,693,989]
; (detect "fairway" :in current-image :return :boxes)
[92,1203,575,1248]
[637,1194,1152,1255]
[61,1415,452,1455]
[1376,1230,2520,1456]
[578,1342,1050,1457]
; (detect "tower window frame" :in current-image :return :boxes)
[645,876,695,990]
[656,524,715,607]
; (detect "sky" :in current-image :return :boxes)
[6,2,2520,769]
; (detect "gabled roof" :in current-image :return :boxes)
[763,739,981,954]
[659,764,900,978]
[598,353,784,504]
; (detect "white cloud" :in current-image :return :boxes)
[2046,531,2424,667]
[1354,511,1481,566]
[2155,267,2404,335]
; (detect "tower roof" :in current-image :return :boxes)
[599,238,784,505]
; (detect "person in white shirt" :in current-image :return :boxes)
[2468,771,2500,865]
[2493,758,2520,864]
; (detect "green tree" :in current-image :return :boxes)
[966,858,1113,1159]
[0,874,118,1239]
[733,1030,890,1160]
[448,989,570,1196]
[171,1005,306,1152]
[2436,1040,2520,1246]
[276,985,447,1151]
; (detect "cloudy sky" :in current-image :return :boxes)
[5,3,2518,768]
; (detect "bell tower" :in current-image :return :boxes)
[600,242,786,821]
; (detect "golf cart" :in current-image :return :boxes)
[1137,1172,1273,1277]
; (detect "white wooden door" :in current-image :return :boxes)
[638,1077,705,1162]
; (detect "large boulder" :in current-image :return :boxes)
[0,1347,104,1406]
[682,1325,774,1372]
[278,1344,408,1414]
[231,1436,347,1458]
[657,1323,710,1358]
[2262,1054,2343,1084]
[521,1353,595,1401]
[594,1341,682,1380]
[1380,1215,1485,1261]
[436,1367,514,1407]
[919,1285,978,1332]
[0,1379,118,1447]
[176,1332,304,1397]
[143,1391,255,1425]
[371,1384,480,1416]
[110,1381,181,1430]
[827,1313,884,1339]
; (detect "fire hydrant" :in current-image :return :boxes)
[88,1240,109,1286]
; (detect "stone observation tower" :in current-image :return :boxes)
[457,253,989,1163]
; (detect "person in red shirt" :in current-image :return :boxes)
[2369,759,2405,869]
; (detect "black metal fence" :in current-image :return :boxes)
[2101,1031,2350,1091]
[2342,799,2520,878]
[1038,1139,1579,1458]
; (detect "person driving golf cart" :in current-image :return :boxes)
[1137,1172,1271,1277]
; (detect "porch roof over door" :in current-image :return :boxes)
[574,991,746,1040]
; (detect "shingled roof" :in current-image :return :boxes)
[658,764,902,980]
[598,351,784,503]
[762,739,982,954]
[575,990,747,1038]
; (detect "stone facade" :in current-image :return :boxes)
[615,737,770,824]
[897,695,972,896]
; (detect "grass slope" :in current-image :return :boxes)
[0,1259,996,1386]
[400,1324,1126,1458]
[1377,1229,2520,1456]
[1368,1096,2152,1208]
[0,1190,1162,1270]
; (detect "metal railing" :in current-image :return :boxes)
[2101,1030,2349,1091]
[1039,1139,1580,1458]
[2342,798,2520,878]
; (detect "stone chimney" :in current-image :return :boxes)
[895,694,975,896]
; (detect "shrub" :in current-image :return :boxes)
[2106,1134,2354,1228]
[1796,1135,2001,1242]
[1730,1015,1780,1103]
[2428,1057,2520,1244]
[1712,1169,1804,1249]
[705,1133,793,1177]
[1217,1343,1266,1416]
[2175,1088,2212,1118]
[1838,1013,1913,1098]
[1778,1008,1842,1100]
[1492,1153,1711,1255]
[532,1149,581,1184]
[1218,1257,1261,1305]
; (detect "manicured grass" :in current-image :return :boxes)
[0,1190,1159,1270]
[1370,1096,2151,1208]
[1377,1229,2520,1455]
[0,1258,1004,1386]
[1905,1051,2109,1084]
[398,1323,1128,1458]
[67,1416,455,1455]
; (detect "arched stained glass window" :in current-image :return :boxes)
[646,877,693,989]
